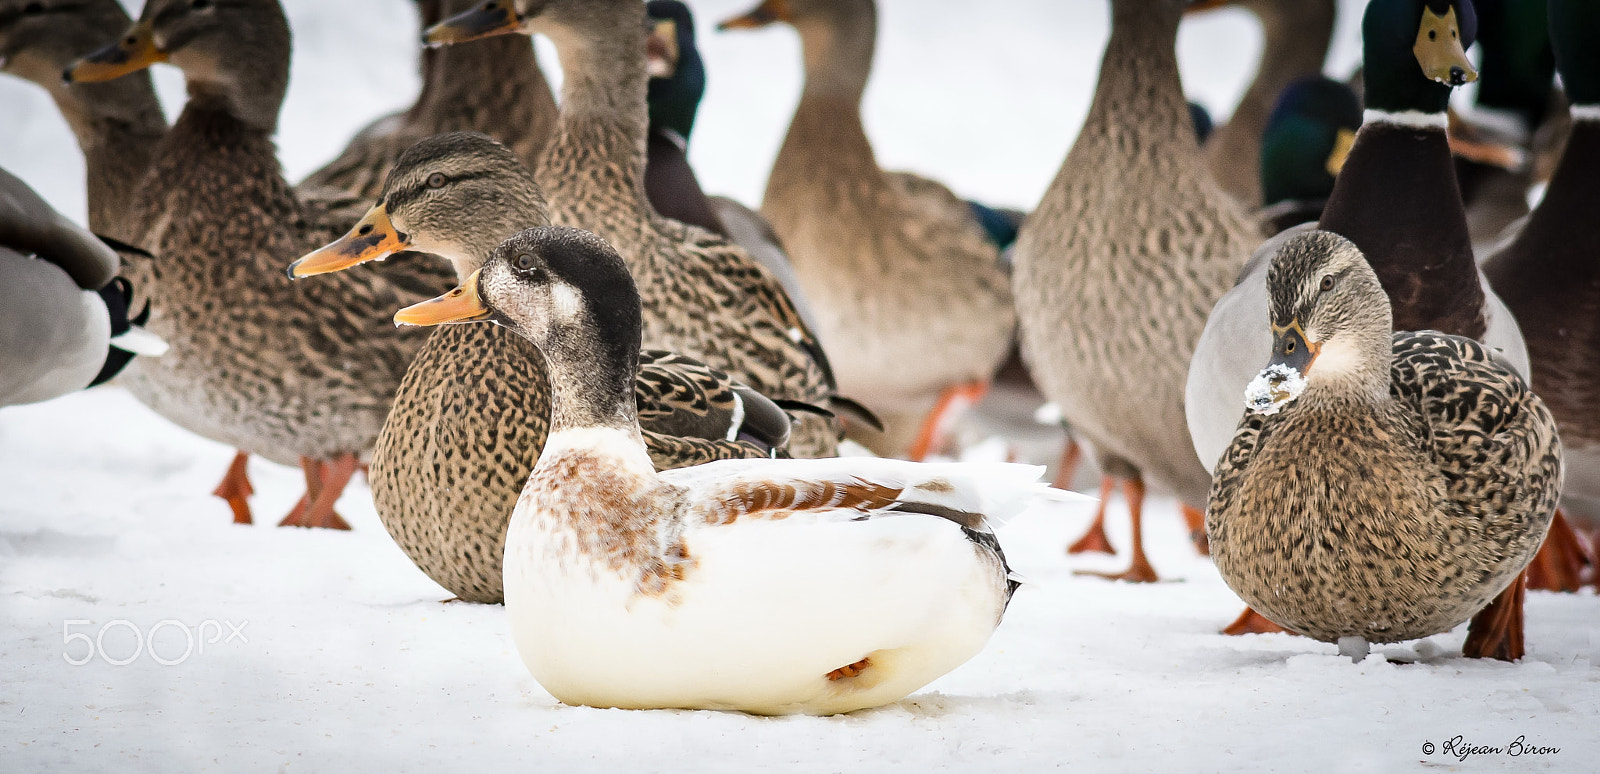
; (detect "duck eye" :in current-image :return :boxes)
[514,252,537,271]
[426,172,447,189]
[1320,275,1335,292]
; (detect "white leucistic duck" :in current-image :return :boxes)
[395,225,1079,715]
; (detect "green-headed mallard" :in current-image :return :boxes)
[1013,0,1259,582]
[425,0,841,459]
[288,131,818,603]
[1209,229,1560,661]
[393,224,1074,714]
[717,0,1014,461]
[1483,0,1600,592]
[1256,75,1362,236]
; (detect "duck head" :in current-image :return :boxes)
[1246,231,1394,413]
[646,0,704,142]
[0,0,137,92]
[1260,76,1363,208]
[1362,0,1478,115]
[65,0,290,132]
[396,227,644,413]
[288,131,551,283]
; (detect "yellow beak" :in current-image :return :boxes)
[394,269,491,326]
[65,22,167,83]
[424,2,522,46]
[287,204,411,279]
[1413,6,1477,87]
[1325,128,1357,177]
[717,0,791,30]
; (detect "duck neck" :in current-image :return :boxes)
[1316,111,1484,339]
[1302,327,1394,407]
[47,80,167,237]
[1088,1,1194,157]
[536,11,650,219]
[539,323,642,439]
[414,32,557,162]
[771,4,879,187]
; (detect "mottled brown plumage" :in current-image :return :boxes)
[1012,0,1257,523]
[74,0,436,491]
[435,0,840,458]
[1209,231,1561,648]
[720,0,1014,457]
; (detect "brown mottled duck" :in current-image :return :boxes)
[1209,229,1560,661]
[1012,0,1259,582]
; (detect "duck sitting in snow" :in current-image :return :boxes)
[395,225,1077,715]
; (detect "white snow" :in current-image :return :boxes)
[3,0,1598,771]
[1244,362,1308,415]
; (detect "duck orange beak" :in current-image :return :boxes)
[64,22,167,83]
[717,0,791,30]
[394,269,491,326]
[287,204,411,278]
[424,2,521,46]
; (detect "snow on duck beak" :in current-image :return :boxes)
[394,269,492,326]
[424,1,522,46]
[287,204,410,279]
[1413,5,1476,87]
[718,0,791,30]
[64,22,167,83]
[1244,320,1320,414]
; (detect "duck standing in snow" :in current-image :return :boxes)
[395,226,1073,714]
[1208,230,1560,661]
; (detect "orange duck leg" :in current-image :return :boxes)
[211,450,254,525]
[1075,477,1160,583]
[278,454,355,531]
[1525,510,1594,593]
[905,381,990,461]
[1067,476,1117,555]
[1462,571,1528,661]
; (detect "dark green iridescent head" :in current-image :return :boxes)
[1550,0,1600,106]
[1361,0,1479,115]
[1472,0,1554,128]
[1261,76,1363,207]
[646,0,704,141]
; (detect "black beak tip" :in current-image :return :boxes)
[61,66,75,84]
[284,261,301,280]
[1448,66,1467,87]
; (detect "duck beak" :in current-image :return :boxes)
[717,0,790,30]
[424,2,521,47]
[64,22,167,83]
[287,204,410,278]
[646,19,680,78]
[1325,128,1356,177]
[1413,6,1477,87]
[1268,320,1320,376]
[394,269,491,326]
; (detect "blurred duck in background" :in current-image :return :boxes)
[1483,0,1600,592]
[718,0,1015,462]
[1188,0,1338,209]
[1255,76,1362,236]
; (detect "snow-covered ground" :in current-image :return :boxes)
[3,1,1598,771]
